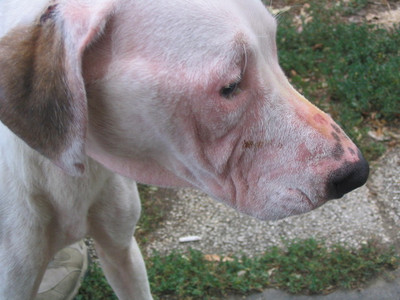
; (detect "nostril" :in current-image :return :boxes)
[327,152,369,199]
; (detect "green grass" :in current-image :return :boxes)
[76,239,399,299]
[135,185,167,245]
[275,0,400,160]
[75,263,117,300]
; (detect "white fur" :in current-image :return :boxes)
[0,0,49,36]
[0,126,151,300]
[0,0,366,299]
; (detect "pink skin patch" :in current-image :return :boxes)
[296,142,313,163]
[290,94,359,164]
[313,113,328,126]
[295,108,332,139]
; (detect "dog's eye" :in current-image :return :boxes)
[220,80,241,99]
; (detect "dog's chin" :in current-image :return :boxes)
[236,190,323,221]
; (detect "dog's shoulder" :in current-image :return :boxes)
[0,121,118,204]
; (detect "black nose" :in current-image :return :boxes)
[327,152,369,199]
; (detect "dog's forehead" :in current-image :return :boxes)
[163,0,277,43]
[114,0,276,65]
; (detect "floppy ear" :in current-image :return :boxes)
[0,0,117,176]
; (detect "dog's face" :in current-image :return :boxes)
[0,0,368,220]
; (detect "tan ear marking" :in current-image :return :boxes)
[0,21,74,161]
[0,1,118,175]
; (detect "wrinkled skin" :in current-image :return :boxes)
[83,0,369,220]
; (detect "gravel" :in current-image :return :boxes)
[144,146,400,257]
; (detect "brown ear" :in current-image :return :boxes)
[0,1,116,176]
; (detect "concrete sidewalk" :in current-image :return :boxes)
[229,267,400,300]
[145,145,400,299]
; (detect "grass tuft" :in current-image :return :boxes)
[76,239,399,299]
[75,263,117,300]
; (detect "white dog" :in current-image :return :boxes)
[0,0,369,299]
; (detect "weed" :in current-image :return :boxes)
[341,0,369,15]
[75,263,117,300]
[135,185,170,245]
[76,239,399,299]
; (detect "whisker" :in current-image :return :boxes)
[242,43,248,76]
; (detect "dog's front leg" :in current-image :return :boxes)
[94,237,152,300]
[88,176,152,300]
[0,246,49,300]
[0,202,53,299]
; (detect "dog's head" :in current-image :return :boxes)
[0,0,368,220]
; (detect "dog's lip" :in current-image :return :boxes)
[288,188,315,208]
